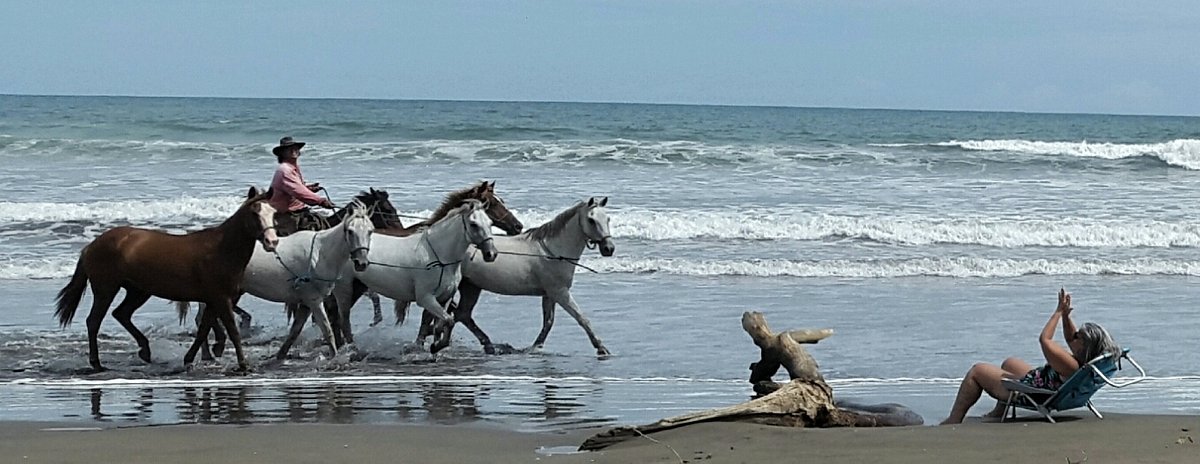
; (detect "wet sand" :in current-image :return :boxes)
[3,414,1196,463]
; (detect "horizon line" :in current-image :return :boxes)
[2,92,1196,119]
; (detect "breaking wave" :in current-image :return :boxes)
[8,256,1200,280]
[877,139,1200,170]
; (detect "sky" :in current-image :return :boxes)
[1,1,1198,116]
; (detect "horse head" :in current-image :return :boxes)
[355,188,403,229]
[244,186,278,252]
[583,197,615,257]
[344,199,374,272]
[459,199,499,262]
[474,181,523,235]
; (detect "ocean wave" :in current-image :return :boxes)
[0,136,872,166]
[587,257,1200,278]
[9,256,1200,280]
[6,200,1200,249]
[0,196,242,223]
[876,139,1200,170]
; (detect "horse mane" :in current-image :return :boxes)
[522,201,586,241]
[427,182,487,225]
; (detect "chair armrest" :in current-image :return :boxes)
[1001,379,1055,395]
[1094,354,1147,388]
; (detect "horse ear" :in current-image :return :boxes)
[247,186,261,199]
[587,197,596,207]
[599,197,608,207]
[488,180,496,190]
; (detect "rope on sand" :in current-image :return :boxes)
[632,428,684,464]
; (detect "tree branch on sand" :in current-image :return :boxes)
[579,311,923,451]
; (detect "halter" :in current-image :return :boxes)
[274,217,370,289]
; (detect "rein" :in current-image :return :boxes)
[366,211,485,290]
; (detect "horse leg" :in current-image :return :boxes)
[233,304,252,335]
[323,296,345,347]
[276,302,310,360]
[548,290,609,356]
[184,303,219,369]
[416,294,454,354]
[531,296,557,351]
[84,283,120,372]
[110,287,153,364]
[212,298,250,371]
[307,299,339,357]
[211,313,229,359]
[368,291,383,327]
[453,282,495,354]
[416,308,434,345]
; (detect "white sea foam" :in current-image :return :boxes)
[876,139,1200,170]
[6,201,1200,249]
[0,196,241,223]
[9,256,1200,280]
[586,256,1200,278]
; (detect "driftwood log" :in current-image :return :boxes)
[579,311,922,451]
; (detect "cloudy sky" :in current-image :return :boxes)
[2,1,1197,115]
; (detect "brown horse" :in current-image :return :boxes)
[337,180,525,343]
[54,187,279,372]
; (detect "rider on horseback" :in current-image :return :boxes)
[269,136,335,235]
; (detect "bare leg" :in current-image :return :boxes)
[547,290,609,356]
[276,303,310,360]
[984,357,1035,417]
[531,296,556,350]
[84,283,120,372]
[942,362,1011,424]
[110,287,153,363]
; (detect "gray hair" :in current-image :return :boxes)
[1075,322,1121,364]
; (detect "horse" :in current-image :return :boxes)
[343,181,523,342]
[413,197,615,356]
[188,188,403,358]
[332,199,499,351]
[54,187,279,372]
[178,199,375,361]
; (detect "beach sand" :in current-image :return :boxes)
[3,414,1196,464]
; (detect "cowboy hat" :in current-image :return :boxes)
[272,136,306,156]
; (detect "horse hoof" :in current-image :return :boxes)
[89,365,108,374]
[138,349,152,364]
[483,344,496,355]
[597,347,612,357]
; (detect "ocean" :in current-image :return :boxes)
[1,95,1197,429]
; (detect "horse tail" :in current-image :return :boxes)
[54,250,90,328]
[394,300,410,326]
[175,301,192,325]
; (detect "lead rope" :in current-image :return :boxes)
[273,232,341,289]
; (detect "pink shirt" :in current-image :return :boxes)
[269,162,324,212]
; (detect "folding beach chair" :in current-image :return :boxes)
[1001,349,1146,423]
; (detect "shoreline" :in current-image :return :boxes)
[3,413,1196,463]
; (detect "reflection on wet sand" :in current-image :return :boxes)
[75,381,614,431]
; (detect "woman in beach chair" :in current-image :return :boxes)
[941,288,1121,424]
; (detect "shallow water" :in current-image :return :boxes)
[2,96,1198,429]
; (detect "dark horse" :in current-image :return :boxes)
[335,180,525,344]
[54,187,279,372]
[200,187,405,359]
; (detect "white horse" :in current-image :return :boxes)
[179,200,374,360]
[333,199,498,350]
[414,197,615,356]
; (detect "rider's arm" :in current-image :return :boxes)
[1040,290,1080,378]
[278,165,326,206]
